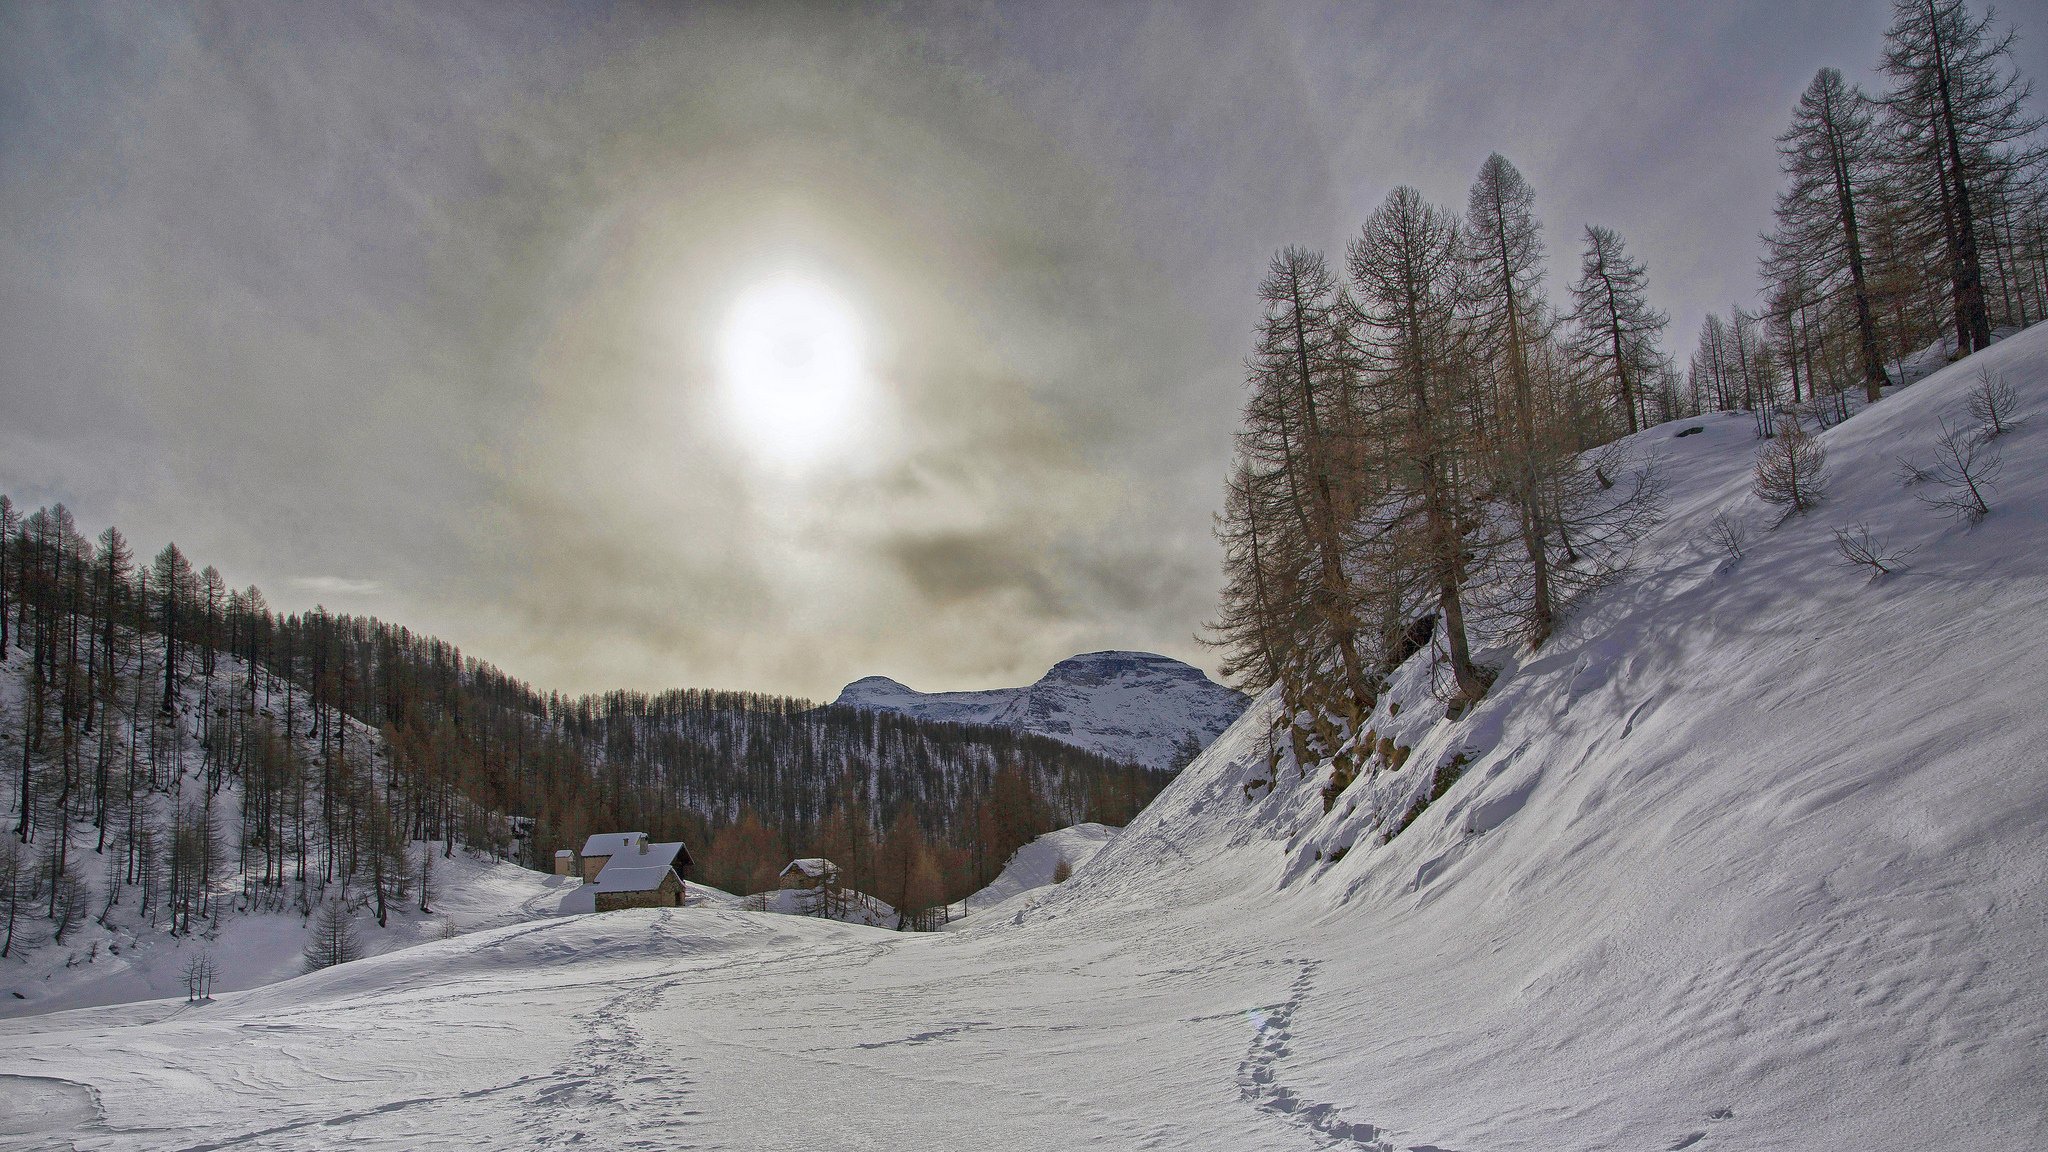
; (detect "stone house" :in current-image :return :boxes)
[590,836,694,913]
[779,857,840,891]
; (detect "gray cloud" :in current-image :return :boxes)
[5,1,2041,698]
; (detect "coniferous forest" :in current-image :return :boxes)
[0,497,1167,953]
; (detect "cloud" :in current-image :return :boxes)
[11,1,2038,699]
[291,576,385,598]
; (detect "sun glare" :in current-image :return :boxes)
[718,276,869,465]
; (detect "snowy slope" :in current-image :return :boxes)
[958,821,1117,916]
[834,650,1248,770]
[0,640,580,1021]
[4,328,2047,1150]
[0,846,575,1020]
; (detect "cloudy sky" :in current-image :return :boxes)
[4,1,2041,699]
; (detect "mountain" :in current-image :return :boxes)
[833,651,1250,771]
[10,326,2042,1149]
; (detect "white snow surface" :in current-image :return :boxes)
[6,329,2048,1149]
[958,822,1117,916]
[833,650,1248,770]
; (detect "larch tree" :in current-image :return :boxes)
[1570,225,1670,436]
[1773,67,1890,401]
[1465,153,1562,646]
[1879,0,2046,354]
[1244,247,1377,721]
[1348,186,1493,707]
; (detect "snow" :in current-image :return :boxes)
[0,843,576,1020]
[4,327,2048,1148]
[578,831,649,858]
[957,822,1118,916]
[834,650,1249,770]
[587,865,675,895]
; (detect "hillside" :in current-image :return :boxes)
[3,329,2045,1149]
[834,651,1249,771]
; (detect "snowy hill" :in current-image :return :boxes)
[958,822,1117,916]
[834,651,1248,771]
[4,329,2046,1149]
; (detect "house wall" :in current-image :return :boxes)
[595,873,685,913]
[582,855,610,884]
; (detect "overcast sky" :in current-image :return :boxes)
[4,1,2043,700]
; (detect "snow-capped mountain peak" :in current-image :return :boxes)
[831,651,1248,771]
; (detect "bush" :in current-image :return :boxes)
[1753,416,1827,518]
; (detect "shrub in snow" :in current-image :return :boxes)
[1920,418,2000,522]
[1707,511,1749,560]
[1051,856,1072,884]
[1831,523,1913,577]
[1967,370,2023,438]
[1752,416,1828,518]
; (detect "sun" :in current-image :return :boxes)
[718,276,869,466]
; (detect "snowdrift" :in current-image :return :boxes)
[3,328,2045,1150]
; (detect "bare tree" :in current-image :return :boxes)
[1753,415,1830,518]
[1879,0,2046,353]
[1570,225,1671,434]
[1920,417,2000,519]
[1966,368,2022,436]
[1349,186,1494,707]
[1708,512,1751,561]
[1833,523,1915,575]
[304,895,360,971]
[1772,67,1890,401]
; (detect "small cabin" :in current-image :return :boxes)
[589,836,695,913]
[552,849,576,877]
[779,857,841,891]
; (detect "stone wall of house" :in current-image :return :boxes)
[595,872,684,913]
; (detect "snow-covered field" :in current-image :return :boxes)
[4,329,2047,1149]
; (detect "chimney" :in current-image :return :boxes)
[638,835,648,855]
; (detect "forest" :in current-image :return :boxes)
[1209,0,2045,779]
[0,500,1168,954]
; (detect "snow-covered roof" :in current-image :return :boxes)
[590,865,679,894]
[780,857,839,879]
[553,849,575,859]
[580,832,647,858]
[593,839,690,880]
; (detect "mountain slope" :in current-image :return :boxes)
[4,328,2044,1150]
[834,650,1249,771]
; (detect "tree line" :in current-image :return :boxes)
[0,495,1167,953]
